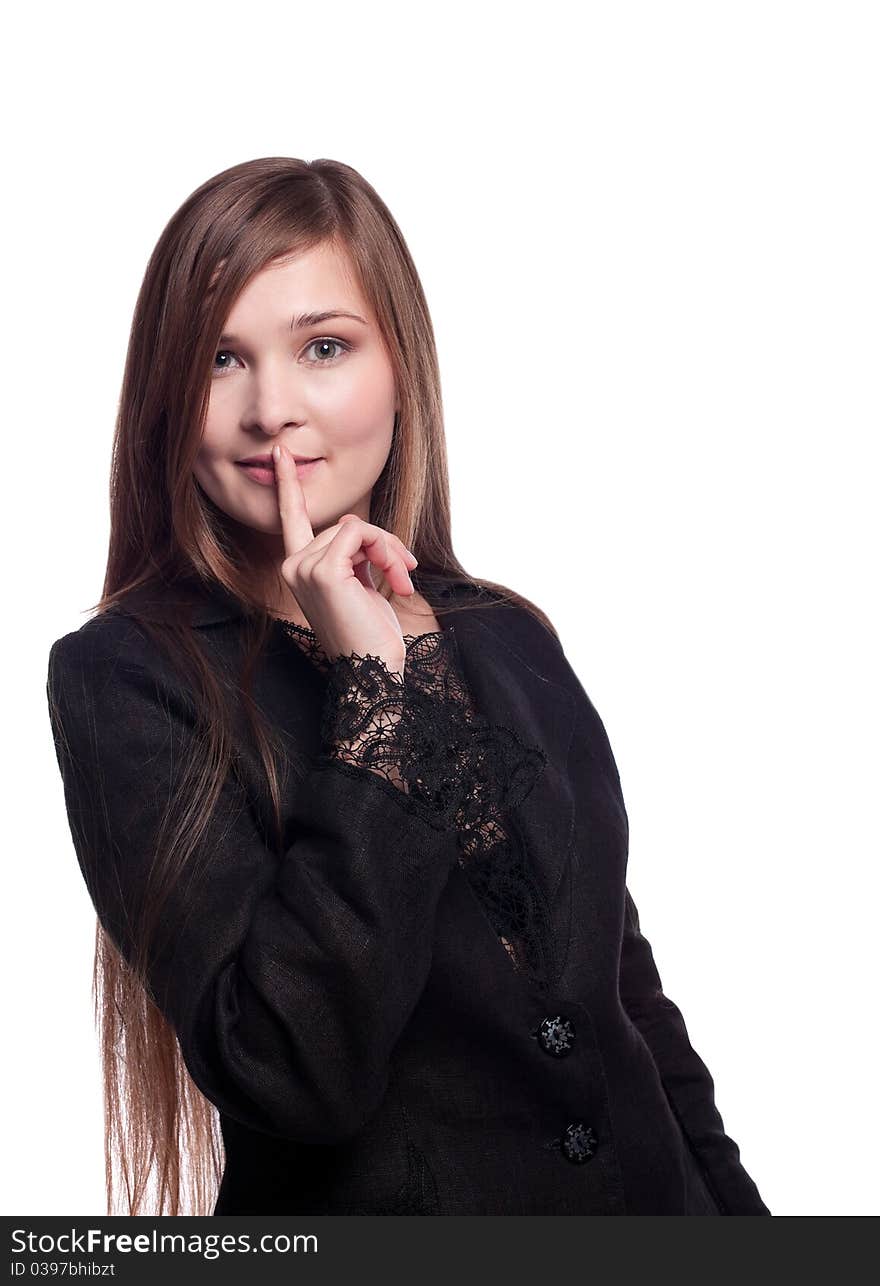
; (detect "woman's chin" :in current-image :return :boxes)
[235,508,284,536]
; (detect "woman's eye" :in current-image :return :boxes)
[303,337,351,364]
[212,350,241,376]
[211,338,351,377]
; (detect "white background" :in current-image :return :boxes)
[5,0,877,1218]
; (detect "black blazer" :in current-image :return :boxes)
[46,575,770,1216]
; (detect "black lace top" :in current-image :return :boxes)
[276,619,555,991]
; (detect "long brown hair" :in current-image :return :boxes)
[75,156,557,1216]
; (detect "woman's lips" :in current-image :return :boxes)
[235,459,323,486]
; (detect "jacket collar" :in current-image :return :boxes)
[188,579,249,627]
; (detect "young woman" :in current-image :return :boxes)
[46,156,770,1217]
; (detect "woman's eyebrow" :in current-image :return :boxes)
[219,310,368,344]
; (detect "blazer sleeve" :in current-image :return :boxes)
[504,609,770,1213]
[46,624,465,1145]
[619,888,771,1214]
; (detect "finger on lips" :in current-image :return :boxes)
[272,443,314,557]
[273,442,416,587]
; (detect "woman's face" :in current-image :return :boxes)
[194,241,398,552]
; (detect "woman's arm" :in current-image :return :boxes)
[545,633,771,1215]
[46,624,466,1145]
[619,888,771,1214]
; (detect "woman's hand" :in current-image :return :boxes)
[273,442,418,672]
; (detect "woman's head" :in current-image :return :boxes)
[105,156,462,614]
[194,238,398,562]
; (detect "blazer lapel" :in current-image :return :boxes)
[444,601,577,908]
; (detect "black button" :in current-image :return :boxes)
[561,1122,597,1164]
[537,1014,576,1057]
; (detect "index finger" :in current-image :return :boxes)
[272,443,315,557]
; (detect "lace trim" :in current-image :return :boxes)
[278,619,557,990]
[277,618,444,671]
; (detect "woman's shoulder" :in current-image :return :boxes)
[449,577,563,653]
[48,575,234,666]
[47,592,182,688]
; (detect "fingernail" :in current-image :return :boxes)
[272,444,281,463]
[407,574,414,591]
